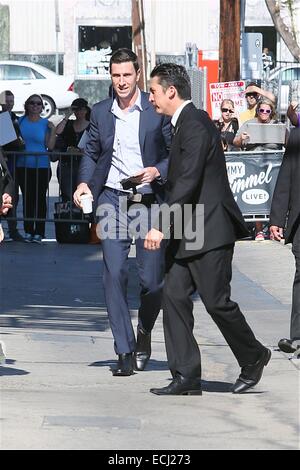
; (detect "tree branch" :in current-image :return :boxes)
[265,0,300,61]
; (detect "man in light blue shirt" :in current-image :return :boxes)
[74,49,171,376]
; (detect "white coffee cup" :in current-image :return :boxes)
[80,194,93,214]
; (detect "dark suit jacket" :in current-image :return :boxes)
[156,103,249,259]
[0,149,13,203]
[78,91,171,206]
[270,128,300,244]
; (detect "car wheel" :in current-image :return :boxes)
[41,96,56,118]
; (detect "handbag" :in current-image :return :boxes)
[54,201,90,244]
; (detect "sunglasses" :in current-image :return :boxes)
[221,108,234,113]
[28,101,43,106]
[258,108,271,114]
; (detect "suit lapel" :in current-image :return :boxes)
[106,106,116,151]
[169,103,195,173]
[174,102,194,135]
[139,92,151,155]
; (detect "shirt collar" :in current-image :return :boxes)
[171,100,192,127]
[111,88,143,117]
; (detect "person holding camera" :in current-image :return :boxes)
[74,49,171,376]
[55,98,90,203]
[213,99,239,151]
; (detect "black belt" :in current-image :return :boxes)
[104,187,157,206]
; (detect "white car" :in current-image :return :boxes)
[0,60,78,118]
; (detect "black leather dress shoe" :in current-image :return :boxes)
[134,327,151,371]
[232,348,271,394]
[278,338,297,353]
[150,373,202,396]
[112,353,134,376]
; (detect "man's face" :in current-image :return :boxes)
[245,92,258,109]
[3,94,14,112]
[110,61,140,102]
[149,77,171,115]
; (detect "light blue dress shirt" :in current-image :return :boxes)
[105,89,152,194]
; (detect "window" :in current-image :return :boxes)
[78,25,132,78]
[31,69,46,79]
[2,65,35,80]
[281,67,300,84]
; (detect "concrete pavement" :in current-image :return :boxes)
[0,239,299,450]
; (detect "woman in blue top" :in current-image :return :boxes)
[17,94,56,242]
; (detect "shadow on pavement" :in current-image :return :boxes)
[0,365,30,376]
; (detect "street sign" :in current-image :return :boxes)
[241,32,263,80]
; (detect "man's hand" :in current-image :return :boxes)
[73,183,93,208]
[131,167,160,184]
[0,193,13,215]
[144,228,164,250]
[270,225,284,242]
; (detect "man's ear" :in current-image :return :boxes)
[167,85,176,99]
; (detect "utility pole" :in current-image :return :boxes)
[219,0,241,82]
[54,0,60,75]
[0,4,10,60]
[132,0,147,90]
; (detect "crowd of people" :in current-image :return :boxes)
[0,72,299,244]
[1,48,299,394]
[0,92,91,243]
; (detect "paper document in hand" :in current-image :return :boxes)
[0,111,17,146]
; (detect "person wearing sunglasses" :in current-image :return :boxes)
[16,94,56,243]
[234,98,284,241]
[214,99,239,151]
[239,82,276,125]
[54,98,91,203]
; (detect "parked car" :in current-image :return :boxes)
[0,60,78,118]
[266,63,300,116]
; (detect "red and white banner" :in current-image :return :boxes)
[209,81,247,120]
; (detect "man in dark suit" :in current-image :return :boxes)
[144,63,270,395]
[74,49,171,376]
[270,128,300,355]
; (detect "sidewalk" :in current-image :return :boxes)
[0,239,299,450]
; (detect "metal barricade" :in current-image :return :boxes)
[225,150,284,222]
[2,150,90,227]
[3,149,285,233]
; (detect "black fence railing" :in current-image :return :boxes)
[3,151,89,225]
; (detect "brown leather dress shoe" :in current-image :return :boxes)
[134,327,151,371]
[112,353,134,376]
[150,373,202,396]
[232,348,271,394]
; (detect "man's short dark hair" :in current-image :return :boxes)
[150,63,191,100]
[109,48,140,73]
[4,90,14,97]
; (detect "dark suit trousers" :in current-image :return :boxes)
[291,222,300,340]
[98,189,165,355]
[163,244,265,378]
